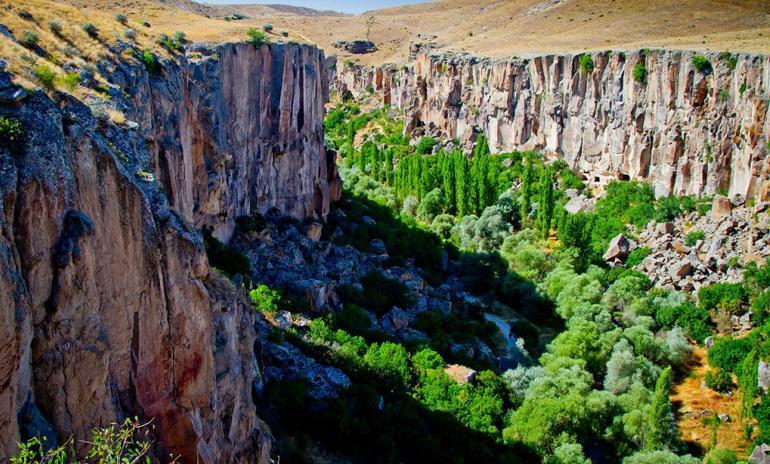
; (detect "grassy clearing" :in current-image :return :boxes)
[671,345,753,458]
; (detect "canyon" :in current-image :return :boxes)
[0,42,336,462]
[336,49,770,201]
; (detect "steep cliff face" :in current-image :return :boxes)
[123,42,337,242]
[336,50,770,201]
[0,41,335,463]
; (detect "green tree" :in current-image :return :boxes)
[520,154,536,225]
[645,367,675,450]
[536,167,556,239]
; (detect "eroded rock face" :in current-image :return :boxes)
[0,41,337,463]
[123,42,339,242]
[336,50,770,200]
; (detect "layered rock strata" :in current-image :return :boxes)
[0,41,336,463]
[336,50,770,201]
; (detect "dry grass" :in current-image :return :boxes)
[670,345,754,458]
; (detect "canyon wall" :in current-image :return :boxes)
[0,42,335,463]
[336,50,770,201]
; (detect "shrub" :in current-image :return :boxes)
[48,20,62,35]
[655,196,682,222]
[61,72,81,91]
[708,336,752,373]
[692,54,711,73]
[124,28,137,40]
[632,62,646,83]
[704,447,737,464]
[203,231,250,276]
[83,22,99,37]
[415,136,436,155]
[364,342,410,389]
[704,368,733,393]
[33,64,56,90]
[246,28,269,47]
[699,282,747,314]
[141,50,160,75]
[684,230,705,247]
[173,31,187,44]
[0,116,25,148]
[359,270,414,315]
[626,247,651,267]
[20,30,39,48]
[263,23,274,32]
[249,284,281,315]
[142,19,151,27]
[115,13,128,24]
[579,55,594,74]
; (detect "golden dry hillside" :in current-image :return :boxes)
[1,0,769,89]
[211,0,770,64]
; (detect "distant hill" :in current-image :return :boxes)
[26,0,770,66]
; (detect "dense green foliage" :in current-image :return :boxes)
[579,55,594,74]
[247,28,269,46]
[692,54,711,73]
[203,229,251,276]
[0,116,25,149]
[633,62,647,83]
[257,100,769,463]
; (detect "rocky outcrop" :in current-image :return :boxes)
[633,202,770,291]
[336,50,770,201]
[0,41,336,463]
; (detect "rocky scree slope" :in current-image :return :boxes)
[336,49,770,202]
[0,41,337,463]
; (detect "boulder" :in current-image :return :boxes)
[274,310,293,330]
[332,40,377,54]
[711,195,733,218]
[603,234,633,262]
[444,364,477,385]
[305,222,323,241]
[369,238,387,255]
[564,196,587,214]
[759,361,770,393]
[656,222,675,235]
[383,307,410,331]
[670,261,693,280]
[750,444,770,464]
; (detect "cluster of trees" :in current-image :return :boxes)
[250,102,767,462]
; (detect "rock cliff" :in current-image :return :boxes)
[0,41,336,463]
[336,50,770,201]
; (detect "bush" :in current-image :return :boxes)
[579,55,594,74]
[48,20,62,35]
[415,136,436,155]
[246,28,269,47]
[626,247,651,267]
[83,22,99,37]
[684,230,705,247]
[263,23,274,32]
[203,231,250,276]
[359,271,414,315]
[708,336,752,373]
[124,28,137,40]
[692,54,711,73]
[0,116,24,149]
[364,342,410,389]
[141,50,160,75]
[704,447,737,464]
[115,13,128,24]
[655,196,682,222]
[632,62,646,83]
[173,31,187,44]
[704,368,733,393]
[249,284,281,315]
[33,64,55,90]
[699,283,747,314]
[61,72,81,91]
[20,30,39,48]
